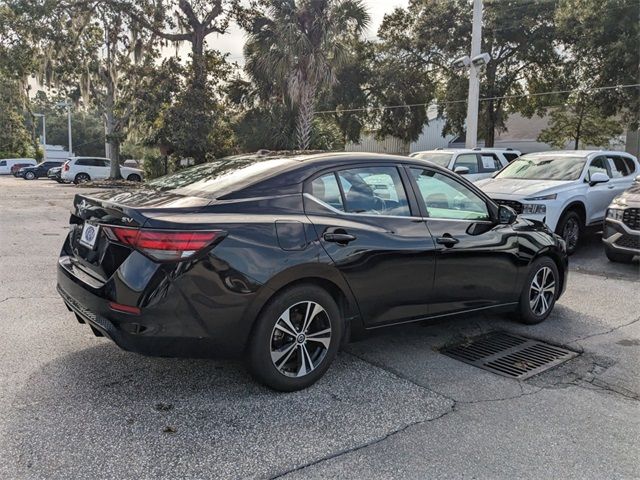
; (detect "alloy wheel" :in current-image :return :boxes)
[562,218,579,251]
[529,266,555,316]
[270,301,332,378]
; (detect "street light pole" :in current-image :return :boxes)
[465,0,483,148]
[66,103,72,154]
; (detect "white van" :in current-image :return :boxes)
[0,158,37,175]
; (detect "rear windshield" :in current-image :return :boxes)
[495,155,587,181]
[147,155,294,198]
[411,152,452,168]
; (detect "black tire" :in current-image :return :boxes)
[24,171,36,180]
[555,210,582,255]
[127,174,141,182]
[247,284,343,391]
[74,173,90,184]
[515,256,559,325]
[605,246,634,263]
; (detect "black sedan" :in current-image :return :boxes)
[20,160,65,179]
[57,152,568,391]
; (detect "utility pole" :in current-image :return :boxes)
[465,0,483,148]
[57,101,73,155]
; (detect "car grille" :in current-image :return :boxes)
[494,199,523,214]
[622,208,640,230]
[615,234,640,251]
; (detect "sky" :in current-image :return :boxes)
[164,1,410,65]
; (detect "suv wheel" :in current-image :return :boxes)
[515,257,559,325]
[127,174,141,182]
[247,284,343,391]
[555,210,582,255]
[24,171,36,180]
[74,173,90,184]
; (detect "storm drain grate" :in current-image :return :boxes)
[441,331,578,380]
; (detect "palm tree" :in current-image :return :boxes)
[244,0,370,151]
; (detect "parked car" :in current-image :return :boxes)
[603,177,640,262]
[61,157,144,184]
[0,158,36,175]
[47,166,67,183]
[475,150,639,254]
[19,160,66,180]
[57,152,567,391]
[123,159,141,168]
[11,162,37,176]
[409,148,519,182]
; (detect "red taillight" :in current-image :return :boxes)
[104,226,222,261]
[63,161,70,171]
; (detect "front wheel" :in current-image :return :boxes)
[515,257,559,325]
[247,284,343,391]
[24,171,36,180]
[555,210,582,255]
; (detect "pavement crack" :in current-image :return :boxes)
[569,315,640,347]
[268,404,455,480]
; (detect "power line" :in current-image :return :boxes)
[315,83,640,115]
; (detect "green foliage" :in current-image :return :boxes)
[538,96,623,149]
[243,0,370,150]
[0,75,31,158]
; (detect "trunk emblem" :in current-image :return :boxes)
[122,217,134,224]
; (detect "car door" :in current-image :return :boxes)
[304,163,437,327]
[95,159,110,179]
[452,153,484,182]
[584,156,615,223]
[406,166,520,315]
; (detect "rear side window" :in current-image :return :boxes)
[453,154,479,174]
[479,153,501,172]
[334,166,410,216]
[607,156,633,178]
[310,174,344,211]
[76,159,91,166]
[0,161,6,166]
[503,152,520,162]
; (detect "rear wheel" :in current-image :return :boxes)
[515,257,559,325]
[555,210,582,255]
[127,174,141,182]
[24,171,36,180]
[247,284,342,391]
[74,173,90,184]
[605,245,634,263]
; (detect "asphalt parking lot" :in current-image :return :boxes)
[1,175,638,480]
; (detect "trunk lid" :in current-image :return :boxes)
[67,189,211,282]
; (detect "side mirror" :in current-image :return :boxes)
[454,166,470,175]
[589,172,609,186]
[498,205,517,225]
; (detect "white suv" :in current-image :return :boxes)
[409,148,520,182]
[475,150,640,253]
[61,157,143,184]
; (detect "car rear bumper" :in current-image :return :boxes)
[56,248,263,358]
[603,219,640,255]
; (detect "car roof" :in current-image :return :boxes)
[69,156,110,160]
[522,150,635,158]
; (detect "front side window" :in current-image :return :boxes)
[453,154,479,173]
[411,168,490,221]
[0,161,6,166]
[336,166,410,216]
[496,154,587,181]
[588,157,610,180]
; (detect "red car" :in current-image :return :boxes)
[11,163,34,176]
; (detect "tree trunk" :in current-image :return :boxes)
[484,103,496,148]
[296,84,316,151]
[105,108,121,179]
